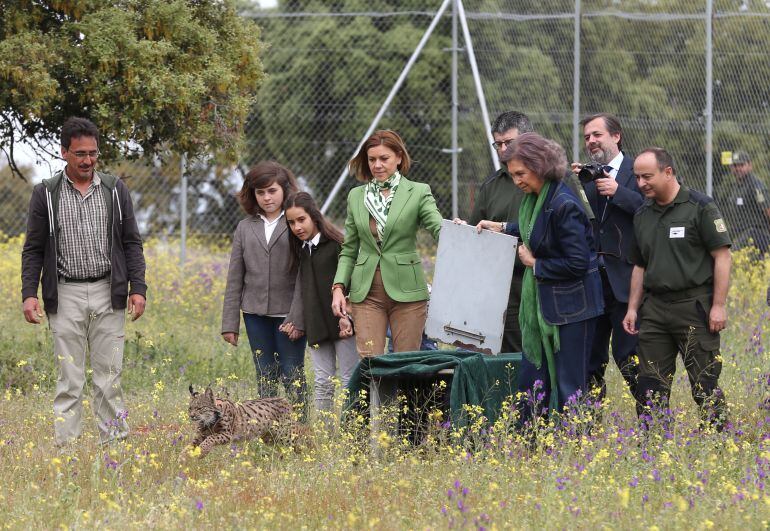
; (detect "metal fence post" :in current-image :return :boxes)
[180,153,187,267]
[572,0,582,162]
[450,0,459,219]
[457,0,497,171]
[705,0,714,197]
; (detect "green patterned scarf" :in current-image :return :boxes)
[518,180,560,413]
[364,171,401,241]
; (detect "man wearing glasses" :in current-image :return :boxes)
[21,116,147,447]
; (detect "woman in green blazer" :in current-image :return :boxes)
[331,130,443,357]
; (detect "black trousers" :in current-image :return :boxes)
[587,269,639,401]
[502,269,524,354]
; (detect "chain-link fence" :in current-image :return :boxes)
[2,0,769,254]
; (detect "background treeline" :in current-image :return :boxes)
[2,0,769,236]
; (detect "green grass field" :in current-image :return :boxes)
[1,235,768,529]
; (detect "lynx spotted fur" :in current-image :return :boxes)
[187,385,302,457]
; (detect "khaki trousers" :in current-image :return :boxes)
[48,278,128,445]
[351,269,427,357]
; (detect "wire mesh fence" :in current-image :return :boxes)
[2,0,769,254]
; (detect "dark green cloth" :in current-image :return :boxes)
[631,185,732,293]
[345,350,522,428]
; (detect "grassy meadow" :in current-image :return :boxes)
[0,235,769,529]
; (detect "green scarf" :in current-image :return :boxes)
[518,180,560,413]
[364,171,401,241]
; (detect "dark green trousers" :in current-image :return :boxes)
[502,270,523,354]
[636,291,726,427]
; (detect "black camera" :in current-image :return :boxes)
[577,163,609,184]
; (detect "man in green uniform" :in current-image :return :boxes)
[461,111,592,353]
[622,147,731,430]
[719,150,770,254]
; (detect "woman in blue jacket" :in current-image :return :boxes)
[477,132,603,418]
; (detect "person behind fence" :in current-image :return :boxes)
[622,147,731,430]
[476,132,603,417]
[718,150,770,255]
[284,192,358,418]
[221,161,307,412]
[571,112,642,404]
[21,116,147,446]
[331,129,443,357]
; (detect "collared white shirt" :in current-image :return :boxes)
[604,152,624,180]
[260,211,285,243]
[303,232,321,255]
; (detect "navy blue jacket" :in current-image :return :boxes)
[582,153,643,302]
[506,181,604,326]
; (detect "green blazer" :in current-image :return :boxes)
[334,177,443,303]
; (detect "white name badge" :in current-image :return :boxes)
[736,197,744,206]
[669,226,685,238]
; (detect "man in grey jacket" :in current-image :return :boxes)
[21,117,147,446]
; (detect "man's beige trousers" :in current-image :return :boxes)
[48,278,128,445]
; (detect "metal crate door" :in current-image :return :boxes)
[426,220,517,354]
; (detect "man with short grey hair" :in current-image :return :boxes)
[22,116,147,446]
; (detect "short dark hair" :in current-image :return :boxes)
[61,117,100,149]
[491,111,533,136]
[349,130,411,182]
[579,112,623,151]
[500,132,567,182]
[237,161,300,217]
[637,147,676,174]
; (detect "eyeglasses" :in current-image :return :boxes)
[491,138,516,150]
[68,149,101,160]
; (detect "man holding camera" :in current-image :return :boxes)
[572,113,643,402]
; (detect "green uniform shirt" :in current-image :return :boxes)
[468,168,594,226]
[631,185,731,293]
[468,167,523,226]
[719,173,770,248]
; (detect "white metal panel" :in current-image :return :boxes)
[426,220,517,355]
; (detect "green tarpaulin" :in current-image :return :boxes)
[345,350,523,428]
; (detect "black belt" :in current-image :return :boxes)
[59,273,109,283]
[649,285,712,303]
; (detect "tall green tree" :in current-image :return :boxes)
[1,0,265,181]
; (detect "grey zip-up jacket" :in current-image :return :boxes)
[21,170,147,313]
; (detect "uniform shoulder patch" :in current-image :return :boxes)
[714,218,727,233]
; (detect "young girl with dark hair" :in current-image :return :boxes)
[284,192,358,415]
[221,161,307,410]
